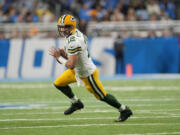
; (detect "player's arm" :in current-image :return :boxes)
[59,48,68,59]
[65,43,82,69]
[49,46,78,69]
[65,54,78,69]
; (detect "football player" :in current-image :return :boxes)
[48,14,132,122]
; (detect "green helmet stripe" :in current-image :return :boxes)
[61,14,67,24]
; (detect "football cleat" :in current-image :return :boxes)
[64,100,84,115]
[115,106,133,122]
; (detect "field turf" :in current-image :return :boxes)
[0,79,180,135]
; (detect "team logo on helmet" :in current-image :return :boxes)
[70,17,75,22]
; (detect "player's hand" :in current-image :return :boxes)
[48,46,61,59]
[58,48,67,58]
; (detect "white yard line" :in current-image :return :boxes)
[0,115,180,122]
[1,123,180,130]
[117,132,180,135]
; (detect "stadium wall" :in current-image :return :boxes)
[0,37,179,81]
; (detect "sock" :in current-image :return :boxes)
[102,93,121,109]
[70,96,79,104]
[54,84,75,98]
[119,104,126,112]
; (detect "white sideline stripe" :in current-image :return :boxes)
[0,105,179,110]
[1,110,179,116]
[1,123,180,130]
[117,132,180,135]
[0,84,179,91]
[0,104,154,110]
[1,104,180,110]
[0,116,180,122]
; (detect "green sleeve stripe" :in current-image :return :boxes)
[68,48,82,53]
[68,47,82,53]
[68,47,82,51]
[68,51,81,54]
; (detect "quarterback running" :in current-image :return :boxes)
[48,14,132,122]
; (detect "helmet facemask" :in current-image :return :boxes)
[57,25,73,37]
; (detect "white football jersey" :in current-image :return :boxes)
[64,29,96,78]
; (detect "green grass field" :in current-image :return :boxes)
[0,79,180,135]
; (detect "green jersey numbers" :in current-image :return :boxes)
[68,36,75,44]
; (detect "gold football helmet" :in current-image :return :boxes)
[57,14,76,37]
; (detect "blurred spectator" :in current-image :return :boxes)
[103,0,119,11]
[0,0,5,9]
[136,3,149,20]
[8,8,18,23]
[114,35,125,74]
[159,0,176,19]
[126,8,136,21]
[1,0,11,13]
[70,0,83,17]
[102,10,111,21]
[111,3,124,21]
[31,11,39,23]
[111,8,124,21]
[0,0,178,39]
[160,10,171,21]
[79,3,91,22]
[90,3,106,21]
[17,9,27,23]
[0,31,5,39]
[0,10,6,22]
[149,13,158,21]
[36,4,55,23]
[146,0,160,16]
[21,0,35,11]
[148,30,157,38]
[0,0,177,23]
[128,0,141,9]
[162,29,172,38]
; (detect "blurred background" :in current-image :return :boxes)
[0,0,180,81]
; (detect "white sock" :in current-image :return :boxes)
[70,96,79,104]
[119,104,126,112]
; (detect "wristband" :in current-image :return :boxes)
[58,57,67,65]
